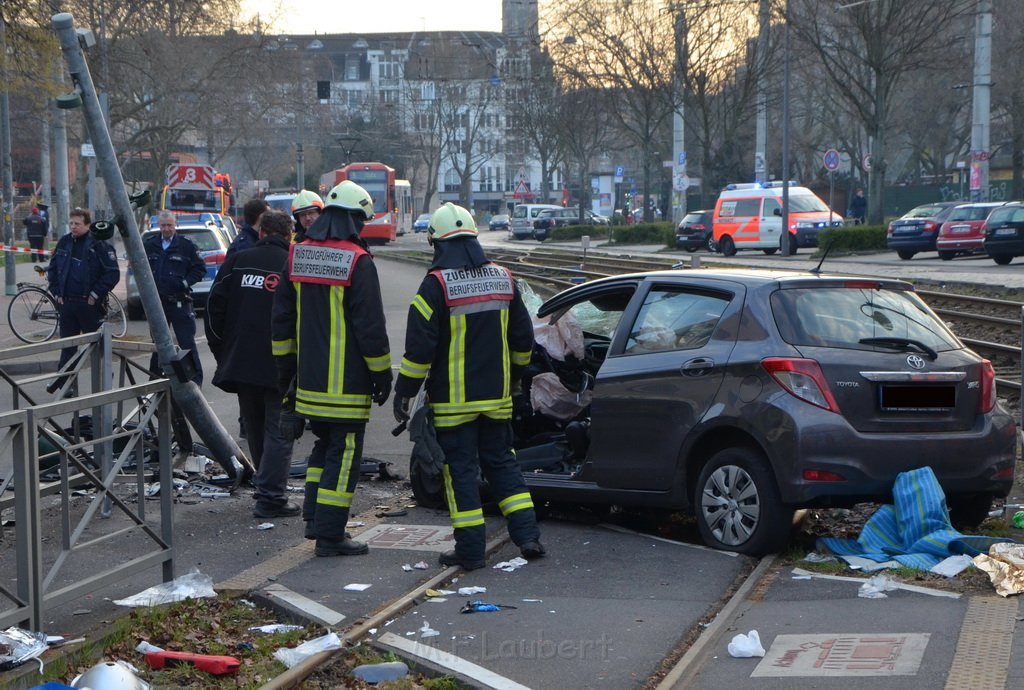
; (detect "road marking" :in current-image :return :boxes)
[377,632,531,690]
[753,633,929,677]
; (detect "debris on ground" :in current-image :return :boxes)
[113,569,216,607]
[974,543,1024,596]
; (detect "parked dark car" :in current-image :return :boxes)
[982,202,1024,265]
[935,202,1007,261]
[533,207,605,241]
[886,202,959,260]
[413,269,1017,555]
[488,213,510,232]
[676,209,715,251]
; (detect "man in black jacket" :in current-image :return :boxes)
[46,207,120,392]
[226,197,268,259]
[207,210,299,518]
[144,211,206,385]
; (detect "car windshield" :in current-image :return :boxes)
[788,195,830,213]
[948,206,994,222]
[771,287,960,352]
[492,214,508,222]
[904,204,948,219]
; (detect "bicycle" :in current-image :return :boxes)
[7,265,128,343]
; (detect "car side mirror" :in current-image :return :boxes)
[773,208,782,217]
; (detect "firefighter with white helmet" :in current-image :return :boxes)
[394,202,544,570]
[290,189,324,240]
[272,179,391,557]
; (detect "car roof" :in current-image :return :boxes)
[537,267,913,317]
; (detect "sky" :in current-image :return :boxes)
[239,0,503,35]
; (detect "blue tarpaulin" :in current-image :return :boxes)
[817,466,1013,571]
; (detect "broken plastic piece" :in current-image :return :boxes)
[457,586,487,596]
[858,574,900,599]
[113,568,216,607]
[727,630,765,658]
[273,632,342,668]
[352,661,409,684]
[419,622,440,638]
[0,627,48,672]
[460,600,518,613]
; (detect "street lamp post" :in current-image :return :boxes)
[780,0,791,256]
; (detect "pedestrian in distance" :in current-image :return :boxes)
[393,202,545,571]
[226,197,269,259]
[272,180,392,557]
[23,206,49,251]
[144,210,206,386]
[206,209,300,518]
[290,190,324,242]
[45,207,120,393]
[849,188,867,225]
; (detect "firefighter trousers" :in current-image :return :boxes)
[304,421,363,541]
[435,416,540,561]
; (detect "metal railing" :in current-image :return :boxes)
[0,328,176,630]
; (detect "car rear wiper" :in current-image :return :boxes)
[858,337,938,360]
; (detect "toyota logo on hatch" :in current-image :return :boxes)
[906,354,926,370]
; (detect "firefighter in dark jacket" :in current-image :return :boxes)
[46,207,120,392]
[206,209,299,518]
[271,180,392,557]
[393,203,544,570]
[144,210,207,385]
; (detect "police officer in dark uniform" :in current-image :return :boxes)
[272,180,392,557]
[46,207,120,392]
[145,210,206,385]
[393,203,543,570]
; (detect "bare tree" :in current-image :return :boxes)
[554,75,612,220]
[789,0,974,223]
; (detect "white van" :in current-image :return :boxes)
[510,204,562,240]
[712,182,843,256]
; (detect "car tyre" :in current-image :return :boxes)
[763,248,778,255]
[695,447,792,556]
[992,254,1013,265]
[938,250,956,261]
[897,250,916,260]
[947,493,993,530]
[706,236,718,253]
[719,235,737,256]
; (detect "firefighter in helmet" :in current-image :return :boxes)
[272,179,392,557]
[393,203,544,570]
[290,189,324,241]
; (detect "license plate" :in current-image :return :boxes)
[995,227,1017,237]
[880,385,955,412]
[950,225,970,234]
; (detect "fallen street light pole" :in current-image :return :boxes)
[51,12,253,489]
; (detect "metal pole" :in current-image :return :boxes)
[41,116,52,212]
[780,1,791,256]
[969,0,992,202]
[52,58,71,237]
[51,12,252,486]
[754,0,769,183]
[671,8,687,225]
[1,19,16,295]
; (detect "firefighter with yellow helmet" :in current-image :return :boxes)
[290,189,324,241]
[394,203,544,570]
[272,179,391,557]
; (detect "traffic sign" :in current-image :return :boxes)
[614,165,624,183]
[861,153,872,172]
[823,149,841,172]
[673,174,690,192]
[677,152,687,167]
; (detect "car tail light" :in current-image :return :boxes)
[692,224,705,230]
[762,358,841,413]
[995,465,1015,480]
[886,222,894,238]
[803,469,845,482]
[978,359,996,414]
[923,221,939,233]
[205,253,225,266]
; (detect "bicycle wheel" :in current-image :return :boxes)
[7,286,60,343]
[104,293,128,338]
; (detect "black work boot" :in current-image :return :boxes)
[315,536,368,557]
[520,540,546,560]
[439,550,486,571]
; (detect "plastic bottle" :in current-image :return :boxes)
[1013,511,1024,529]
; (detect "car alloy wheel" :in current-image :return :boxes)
[696,447,791,555]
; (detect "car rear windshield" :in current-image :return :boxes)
[904,204,948,219]
[948,206,996,222]
[771,287,960,352]
[988,206,1024,224]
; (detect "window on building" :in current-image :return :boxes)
[444,169,459,193]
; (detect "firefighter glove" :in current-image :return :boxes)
[393,395,412,425]
[279,409,305,442]
[370,368,393,406]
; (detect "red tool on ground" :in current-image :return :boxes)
[144,650,241,675]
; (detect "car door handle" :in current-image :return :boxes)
[681,358,715,376]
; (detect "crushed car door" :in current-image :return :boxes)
[589,281,742,491]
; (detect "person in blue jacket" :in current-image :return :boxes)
[144,210,206,385]
[46,207,120,393]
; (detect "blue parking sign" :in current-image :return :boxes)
[615,165,624,178]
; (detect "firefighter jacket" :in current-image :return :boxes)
[395,263,534,428]
[205,235,289,393]
[271,238,391,422]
